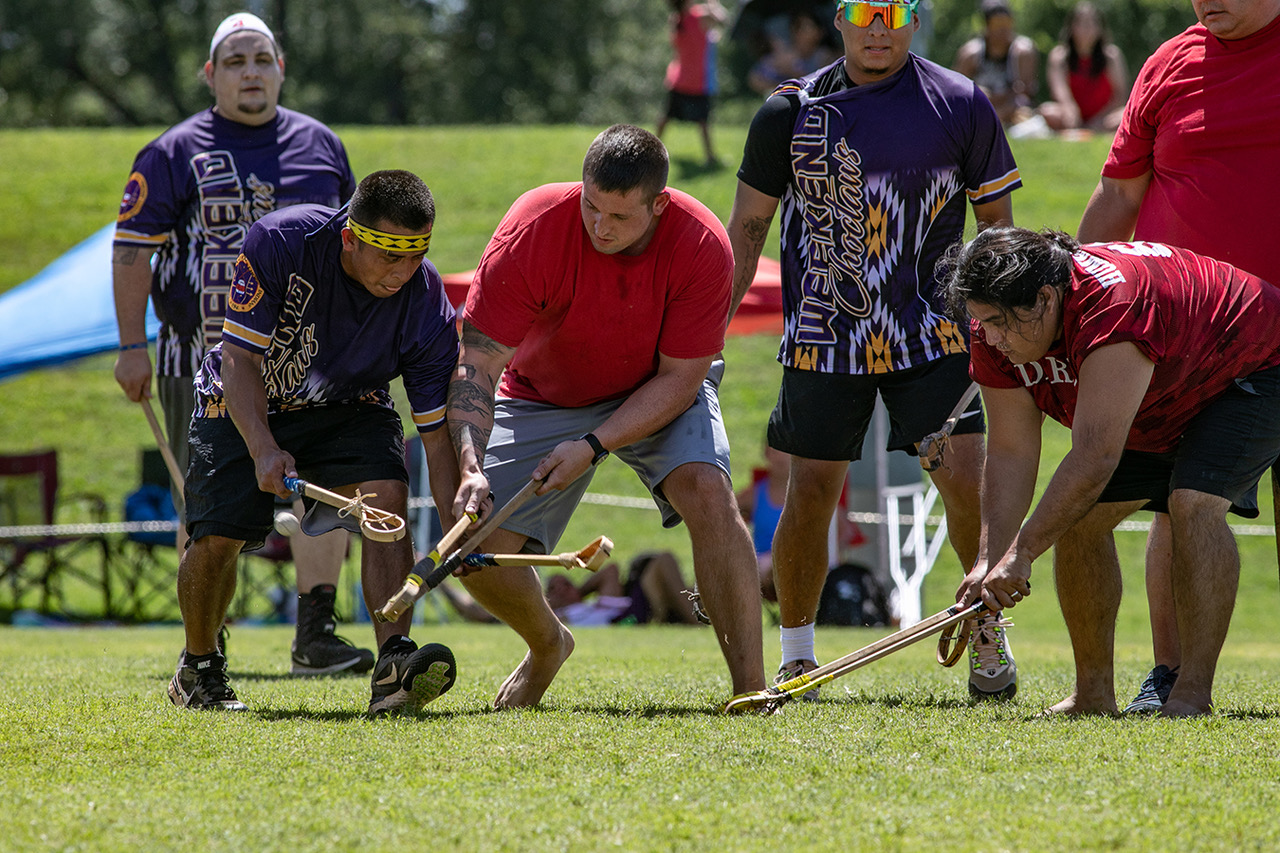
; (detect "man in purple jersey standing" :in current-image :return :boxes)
[170,170,464,714]
[111,13,369,677]
[726,0,1021,701]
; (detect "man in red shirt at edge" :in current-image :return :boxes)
[446,124,765,709]
[945,227,1280,717]
[1076,0,1280,714]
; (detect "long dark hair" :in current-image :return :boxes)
[1062,2,1110,77]
[942,227,1078,322]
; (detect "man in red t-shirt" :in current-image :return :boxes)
[1076,0,1280,714]
[945,227,1280,717]
[447,124,764,709]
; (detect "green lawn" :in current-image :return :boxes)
[2,127,1279,851]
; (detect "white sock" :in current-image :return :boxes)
[780,624,816,666]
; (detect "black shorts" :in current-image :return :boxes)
[1097,364,1280,518]
[768,354,983,461]
[185,404,409,549]
[665,91,711,123]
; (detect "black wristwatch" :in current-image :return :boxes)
[579,432,609,466]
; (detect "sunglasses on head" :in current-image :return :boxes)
[839,0,918,29]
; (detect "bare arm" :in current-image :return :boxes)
[447,321,516,517]
[1076,173,1151,243]
[532,351,716,493]
[726,180,781,319]
[222,340,294,499]
[1013,39,1039,101]
[979,343,1154,610]
[112,243,160,402]
[972,195,1014,231]
[955,384,1042,605]
[1044,46,1080,128]
[1092,44,1131,127]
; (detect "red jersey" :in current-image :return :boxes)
[466,182,732,408]
[1102,14,1280,284]
[970,242,1280,453]
[1067,57,1113,124]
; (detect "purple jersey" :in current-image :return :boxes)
[114,107,356,377]
[193,205,459,433]
[738,55,1021,375]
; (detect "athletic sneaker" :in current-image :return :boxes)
[1123,664,1179,714]
[968,613,1017,700]
[291,584,375,676]
[168,650,247,711]
[367,635,457,717]
[776,659,821,703]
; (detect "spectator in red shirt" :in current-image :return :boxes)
[1076,0,1280,714]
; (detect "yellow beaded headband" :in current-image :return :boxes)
[346,216,432,253]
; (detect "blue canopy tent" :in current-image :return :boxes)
[0,224,160,382]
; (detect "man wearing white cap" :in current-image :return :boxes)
[112,13,368,678]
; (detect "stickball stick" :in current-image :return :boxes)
[141,398,185,494]
[283,475,406,542]
[722,600,990,713]
[376,476,546,622]
[461,535,613,571]
[919,382,981,472]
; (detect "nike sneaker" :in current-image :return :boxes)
[1123,664,1179,714]
[291,584,375,675]
[168,650,247,711]
[367,635,457,717]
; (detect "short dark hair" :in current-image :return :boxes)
[349,170,435,232]
[981,0,1013,20]
[582,125,669,202]
[942,227,1078,321]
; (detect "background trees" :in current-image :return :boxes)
[0,0,1193,127]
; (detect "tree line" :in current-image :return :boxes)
[0,0,1193,127]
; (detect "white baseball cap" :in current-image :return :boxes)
[209,12,278,60]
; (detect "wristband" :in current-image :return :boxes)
[579,432,609,466]
[118,342,149,351]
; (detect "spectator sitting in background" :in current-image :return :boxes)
[747,9,839,96]
[1038,2,1129,134]
[544,552,703,626]
[953,0,1038,125]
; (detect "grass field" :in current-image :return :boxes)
[2,127,1280,851]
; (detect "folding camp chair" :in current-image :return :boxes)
[0,450,110,616]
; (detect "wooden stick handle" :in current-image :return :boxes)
[805,601,987,684]
[141,398,184,493]
[283,476,347,509]
[376,475,546,622]
[283,476,406,542]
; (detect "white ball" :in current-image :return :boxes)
[274,510,302,536]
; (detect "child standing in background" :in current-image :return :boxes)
[656,0,728,168]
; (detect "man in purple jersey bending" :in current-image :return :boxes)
[111,13,367,677]
[169,170,464,715]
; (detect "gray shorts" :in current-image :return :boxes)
[485,360,732,553]
[157,374,195,516]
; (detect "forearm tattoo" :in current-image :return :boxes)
[734,214,773,301]
[448,364,495,455]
